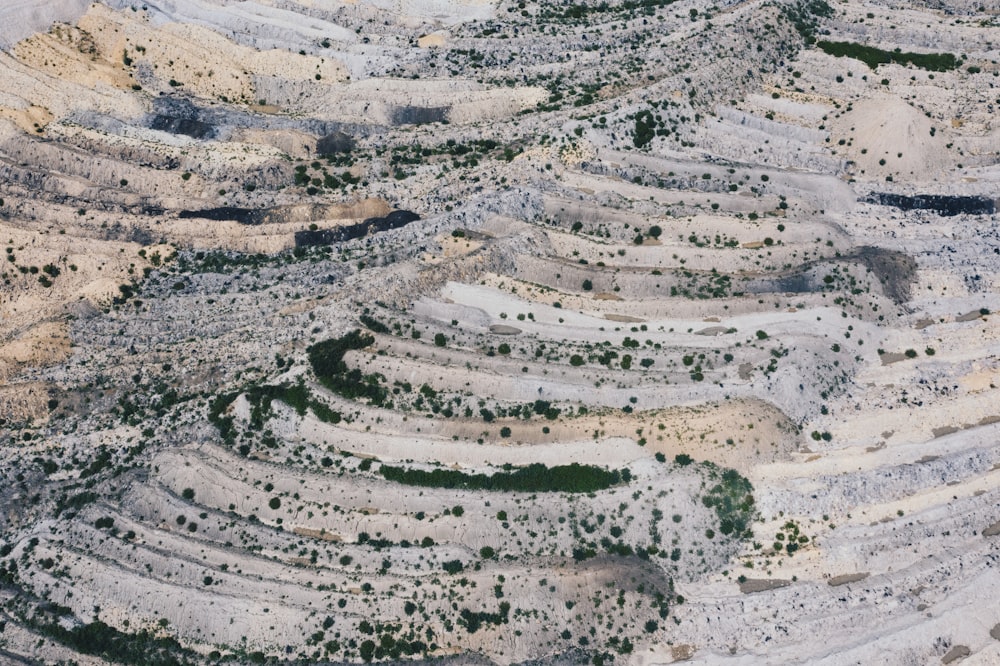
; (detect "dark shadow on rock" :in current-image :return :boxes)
[317,131,355,155]
[744,246,917,305]
[150,114,215,139]
[179,204,396,227]
[853,246,918,304]
[390,106,449,126]
[149,96,215,139]
[178,207,256,224]
[770,272,812,294]
[295,210,421,246]
[864,193,994,216]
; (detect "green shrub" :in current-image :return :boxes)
[700,464,756,537]
[359,314,389,334]
[442,560,464,574]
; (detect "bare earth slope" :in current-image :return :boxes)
[0,0,998,664]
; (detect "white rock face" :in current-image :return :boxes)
[0,0,92,47]
[376,0,496,25]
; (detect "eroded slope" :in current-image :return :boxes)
[1,0,999,664]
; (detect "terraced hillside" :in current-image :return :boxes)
[1,0,999,664]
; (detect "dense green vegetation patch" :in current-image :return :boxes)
[163,244,334,280]
[359,314,390,334]
[817,41,959,71]
[378,462,629,493]
[53,490,99,517]
[536,0,679,23]
[244,382,343,427]
[308,330,388,406]
[699,462,756,539]
[208,392,239,445]
[28,619,197,666]
[208,380,342,450]
[782,0,833,43]
[459,603,510,633]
